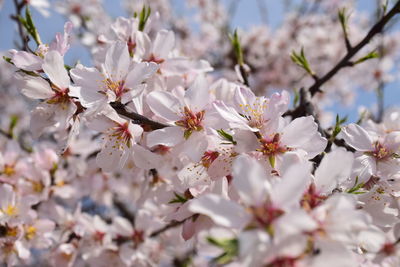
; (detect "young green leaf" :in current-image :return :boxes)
[138,6,151,31]
[290,48,315,76]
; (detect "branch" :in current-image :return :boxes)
[308,0,400,96]
[11,0,29,51]
[110,102,168,130]
[149,220,184,238]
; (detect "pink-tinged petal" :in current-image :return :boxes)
[11,51,42,71]
[132,144,162,170]
[180,131,208,162]
[127,123,143,142]
[49,21,73,56]
[306,240,357,267]
[70,65,105,107]
[161,58,213,75]
[264,90,290,119]
[182,218,196,241]
[339,123,374,151]
[42,51,70,90]
[104,41,130,81]
[134,31,151,60]
[212,101,255,131]
[125,62,158,88]
[273,210,318,243]
[234,86,256,111]
[188,194,250,229]
[146,126,183,147]
[146,91,181,121]
[152,30,175,59]
[184,75,209,112]
[120,84,146,104]
[232,155,270,206]
[314,149,354,194]
[96,140,129,172]
[383,131,400,151]
[178,163,210,188]
[30,104,57,138]
[280,116,327,157]
[270,163,311,210]
[17,75,53,99]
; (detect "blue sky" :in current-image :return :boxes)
[0,0,399,122]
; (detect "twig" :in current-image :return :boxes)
[110,102,168,130]
[113,197,135,224]
[308,0,400,96]
[11,0,29,51]
[149,220,184,238]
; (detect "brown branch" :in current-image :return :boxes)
[11,0,29,51]
[149,220,184,238]
[110,102,168,130]
[308,1,400,96]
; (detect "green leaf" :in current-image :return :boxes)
[207,237,238,265]
[24,6,42,46]
[217,129,237,145]
[338,8,350,37]
[290,47,314,76]
[168,192,188,204]
[332,114,348,139]
[3,56,13,64]
[347,176,366,194]
[229,29,244,66]
[8,115,19,139]
[138,6,151,31]
[353,51,379,65]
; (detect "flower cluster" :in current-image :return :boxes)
[1,0,400,266]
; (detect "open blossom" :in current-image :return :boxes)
[87,108,143,172]
[146,75,211,161]
[340,123,400,181]
[70,41,158,110]
[3,1,400,266]
[16,50,77,138]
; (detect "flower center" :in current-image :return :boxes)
[107,122,133,148]
[102,78,127,99]
[47,85,70,105]
[3,205,17,216]
[257,134,289,156]
[3,165,15,177]
[201,151,220,168]
[239,99,267,129]
[175,107,205,139]
[370,142,391,160]
[25,226,37,240]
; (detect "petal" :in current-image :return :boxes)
[70,65,105,107]
[96,141,129,172]
[232,155,270,206]
[212,101,255,131]
[339,124,374,151]
[314,149,354,194]
[184,75,209,112]
[17,75,53,99]
[280,116,327,157]
[146,126,183,147]
[188,194,250,229]
[125,62,158,88]
[104,41,130,81]
[146,91,181,122]
[11,51,42,71]
[42,51,70,89]
[270,162,311,210]
[132,144,162,170]
[152,30,175,59]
